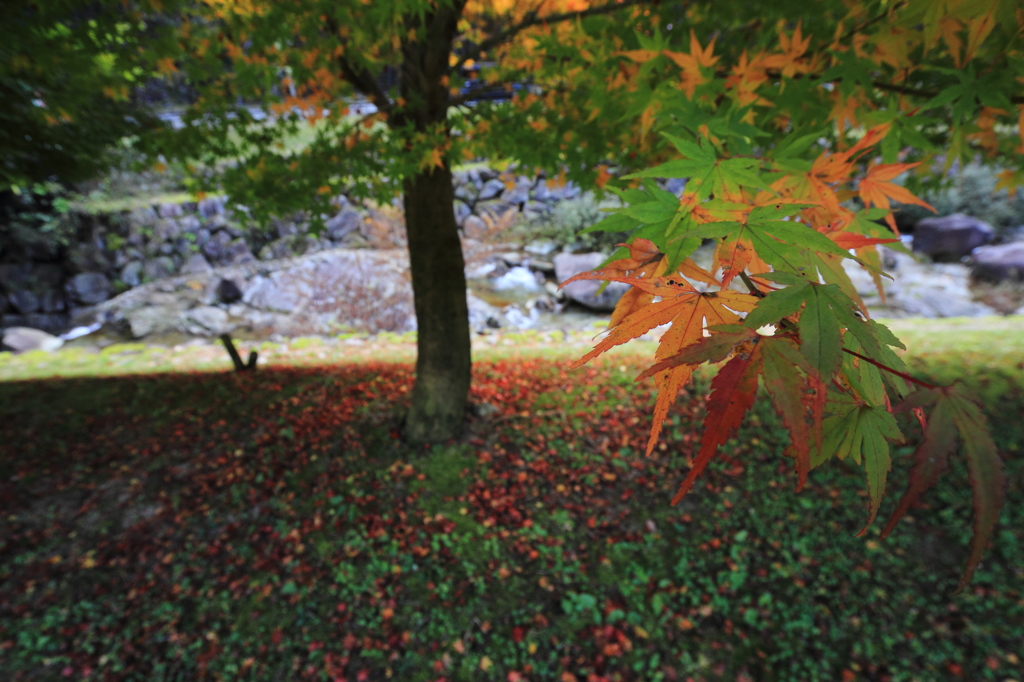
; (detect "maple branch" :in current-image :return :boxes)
[453,0,654,74]
[841,348,940,390]
[323,17,394,117]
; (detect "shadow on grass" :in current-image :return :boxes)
[0,359,1022,682]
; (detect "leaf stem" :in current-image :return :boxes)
[841,348,939,390]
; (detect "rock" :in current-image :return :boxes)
[970,241,1024,282]
[493,266,542,292]
[553,252,629,311]
[243,274,308,313]
[125,305,180,338]
[467,293,506,332]
[454,201,471,225]
[479,178,506,201]
[121,261,144,287]
[217,278,243,303]
[158,202,183,218]
[66,272,112,305]
[663,177,686,196]
[198,196,224,218]
[525,240,558,257]
[180,253,214,275]
[202,231,233,263]
[67,243,109,274]
[0,263,33,291]
[8,290,40,314]
[326,210,363,241]
[222,239,255,265]
[466,262,498,279]
[842,252,997,318]
[461,215,488,239]
[179,214,201,233]
[184,306,230,335]
[529,259,555,275]
[912,213,994,261]
[1,327,63,353]
[155,218,183,242]
[143,257,177,281]
[501,252,524,267]
[38,289,66,313]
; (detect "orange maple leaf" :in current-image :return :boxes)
[858,162,936,231]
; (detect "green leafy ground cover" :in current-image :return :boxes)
[1,319,1022,681]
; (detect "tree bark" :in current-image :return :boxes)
[402,165,471,442]
[387,4,470,442]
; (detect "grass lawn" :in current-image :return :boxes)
[0,320,1022,681]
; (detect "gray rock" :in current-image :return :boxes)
[8,290,40,314]
[198,196,224,218]
[66,272,112,305]
[125,305,180,338]
[243,273,309,313]
[196,228,211,247]
[155,218,183,242]
[1,327,63,353]
[202,231,233,263]
[222,239,255,265]
[663,177,686,196]
[479,178,506,201]
[179,214,201,233]
[143,257,177,282]
[184,306,230,335]
[553,252,629,311]
[970,241,1024,282]
[326,210,363,241]
[121,261,144,287]
[913,213,994,261]
[454,201,471,224]
[158,202,183,218]
[180,253,214,275]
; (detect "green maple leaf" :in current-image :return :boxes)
[887,386,1006,594]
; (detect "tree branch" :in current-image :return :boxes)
[454,0,654,74]
[323,17,394,117]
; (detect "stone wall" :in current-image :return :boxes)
[0,166,595,333]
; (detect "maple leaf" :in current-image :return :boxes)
[668,340,762,505]
[857,162,936,231]
[759,336,817,489]
[887,387,1006,594]
[690,203,862,286]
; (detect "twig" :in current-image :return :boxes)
[841,348,938,390]
[219,334,257,372]
[453,0,655,74]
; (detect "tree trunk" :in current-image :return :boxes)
[403,164,471,442]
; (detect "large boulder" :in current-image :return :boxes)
[970,241,1024,282]
[65,272,112,305]
[553,252,629,311]
[912,213,994,261]
[1,327,63,353]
